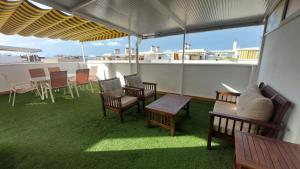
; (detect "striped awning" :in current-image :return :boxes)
[0,0,127,42]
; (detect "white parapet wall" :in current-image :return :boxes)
[0,62,86,92]
[0,61,257,99]
[87,61,257,99]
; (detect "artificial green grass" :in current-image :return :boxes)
[0,87,233,169]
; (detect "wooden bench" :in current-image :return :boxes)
[207,82,291,150]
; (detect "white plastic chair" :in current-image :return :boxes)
[1,73,41,106]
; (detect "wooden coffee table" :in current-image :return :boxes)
[234,131,300,169]
[145,94,191,136]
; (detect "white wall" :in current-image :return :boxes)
[0,62,85,92]
[91,62,255,99]
[258,6,300,143]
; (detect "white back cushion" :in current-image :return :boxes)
[237,85,274,122]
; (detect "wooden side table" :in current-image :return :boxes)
[234,131,300,169]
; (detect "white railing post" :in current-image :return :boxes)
[180,30,186,95]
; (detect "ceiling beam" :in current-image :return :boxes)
[69,0,96,12]
[142,18,263,39]
[147,0,185,30]
[33,0,138,36]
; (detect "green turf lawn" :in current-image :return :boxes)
[0,87,233,169]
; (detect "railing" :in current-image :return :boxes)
[0,61,257,99]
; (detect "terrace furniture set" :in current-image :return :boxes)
[98,74,191,136]
[2,66,97,106]
[207,82,295,168]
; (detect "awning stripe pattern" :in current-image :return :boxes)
[0,0,127,41]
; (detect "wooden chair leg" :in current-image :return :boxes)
[119,112,124,123]
[207,114,215,150]
[207,133,212,150]
[103,107,107,117]
[142,100,145,110]
[137,102,140,113]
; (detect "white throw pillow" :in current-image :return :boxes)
[237,96,274,122]
[236,85,261,112]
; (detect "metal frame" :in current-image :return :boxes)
[35,0,137,36]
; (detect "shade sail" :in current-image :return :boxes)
[34,0,280,39]
[0,0,127,42]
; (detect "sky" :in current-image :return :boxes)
[0,25,263,57]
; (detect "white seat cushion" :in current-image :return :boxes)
[213,101,258,135]
[121,96,137,107]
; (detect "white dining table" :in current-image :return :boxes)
[30,74,76,100]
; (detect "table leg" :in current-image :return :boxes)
[147,110,152,128]
[170,116,175,136]
[186,102,190,117]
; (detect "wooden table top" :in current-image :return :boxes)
[145,94,191,115]
[235,131,300,169]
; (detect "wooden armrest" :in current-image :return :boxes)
[123,86,141,97]
[209,111,281,130]
[216,91,241,96]
[125,85,144,90]
[123,86,141,91]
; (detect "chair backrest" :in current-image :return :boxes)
[0,73,13,89]
[48,67,60,73]
[29,68,46,78]
[50,71,68,89]
[258,82,291,125]
[98,77,123,96]
[124,74,144,88]
[89,66,97,77]
[76,69,89,85]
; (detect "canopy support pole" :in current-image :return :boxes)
[180,30,186,95]
[128,35,132,74]
[136,37,141,74]
[81,42,86,63]
[250,16,269,87]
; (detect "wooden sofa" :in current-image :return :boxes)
[207,82,291,150]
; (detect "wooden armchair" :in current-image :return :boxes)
[124,74,157,109]
[207,82,291,150]
[98,77,140,123]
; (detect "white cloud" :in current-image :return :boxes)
[91,42,105,46]
[107,41,121,46]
